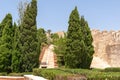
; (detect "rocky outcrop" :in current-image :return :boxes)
[91,30,120,68]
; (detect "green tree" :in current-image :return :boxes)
[0,14,13,73]
[18,0,38,72]
[53,33,66,67]
[0,14,12,41]
[11,0,28,72]
[37,28,47,55]
[80,16,94,68]
[17,0,28,25]
[11,23,21,72]
[65,7,94,69]
[51,33,59,43]
[65,7,83,68]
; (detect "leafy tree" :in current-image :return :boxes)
[53,33,66,67]
[18,0,38,72]
[0,14,13,73]
[51,33,59,43]
[46,29,52,44]
[37,28,47,55]
[17,0,28,25]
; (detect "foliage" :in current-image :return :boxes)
[33,68,120,80]
[65,7,94,68]
[46,29,52,44]
[37,28,47,54]
[52,33,66,67]
[51,33,59,42]
[65,7,83,68]
[79,16,94,68]
[0,13,14,43]
[0,72,7,76]
[0,14,14,73]
[18,0,38,72]
[33,68,74,80]
[17,0,28,25]
[11,23,21,72]
[104,67,120,72]
[8,72,32,76]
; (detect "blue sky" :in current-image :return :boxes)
[0,0,120,32]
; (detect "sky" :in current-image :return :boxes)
[0,0,120,32]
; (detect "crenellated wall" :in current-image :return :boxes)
[91,30,120,68]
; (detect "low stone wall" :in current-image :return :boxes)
[0,76,24,80]
[24,75,47,80]
[0,75,47,80]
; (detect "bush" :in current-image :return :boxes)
[33,68,87,80]
[33,68,69,80]
[0,72,7,76]
[104,67,120,72]
[8,73,24,76]
[33,68,120,80]
[8,72,32,76]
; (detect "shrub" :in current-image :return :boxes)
[8,72,32,76]
[104,67,120,72]
[33,68,120,80]
[0,72,7,76]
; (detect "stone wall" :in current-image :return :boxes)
[0,76,24,80]
[91,30,120,68]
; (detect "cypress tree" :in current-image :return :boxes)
[80,16,94,68]
[11,23,21,72]
[65,7,83,68]
[18,0,38,72]
[0,14,13,73]
[65,7,94,69]
[0,14,12,42]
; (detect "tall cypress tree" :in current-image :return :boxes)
[65,7,84,68]
[0,14,12,42]
[80,16,94,68]
[0,14,13,73]
[18,0,38,72]
[65,7,94,69]
[11,23,21,72]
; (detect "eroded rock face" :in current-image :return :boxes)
[91,30,120,68]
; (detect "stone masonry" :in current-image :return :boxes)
[91,30,120,68]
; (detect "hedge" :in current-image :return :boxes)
[33,68,120,80]
[104,67,120,72]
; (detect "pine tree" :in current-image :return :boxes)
[18,0,38,72]
[0,14,13,73]
[65,7,83,68]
